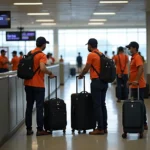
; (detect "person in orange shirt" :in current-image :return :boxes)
[0,49,9,73]
[79,38,108,135]
[112,51,115,60]
[11,51,19,71]
[19,51,23,61]
[59,55,64,63]
[126,41,148,130]
[113,47,129,102]
[24,37,55,136]
[49,53,55,64]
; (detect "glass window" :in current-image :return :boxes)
[58,28,147,64]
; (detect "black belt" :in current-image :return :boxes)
[92,78,100,81]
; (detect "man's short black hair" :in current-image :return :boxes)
[118,47,124,52]
[19,51,23,55]
[12,51,17,55]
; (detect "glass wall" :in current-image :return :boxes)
[58,28,146,64]
[0,30,54,60]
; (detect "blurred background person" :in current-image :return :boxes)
[46,53,52,66]
[76,52,83,73]
[11,51,19,71]
[19,51,23,61]
[112,51,116,59]
[49,53,55,64]
[104,51,109,58]
[0,49,9,73]
[59,55,64,63]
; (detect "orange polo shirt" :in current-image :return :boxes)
[24,48,47,88]
[86,49,102,79]
[19,56,23,61]
[113,54,129,74]
[11,56,19,71]
[129,53,146,88]
[0,55,9,69]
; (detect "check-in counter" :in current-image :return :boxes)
[59,63,70,85]
[0,64,61,146]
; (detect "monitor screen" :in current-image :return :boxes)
[21,31,36,41]
[6,32,20,41]
[0,11,11,28]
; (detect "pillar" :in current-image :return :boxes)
[53,28,59,62]
[146,0,150,86]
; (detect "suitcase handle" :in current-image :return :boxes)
[48,76,57,99]
[76,76,85,93]
[129,83,140,100]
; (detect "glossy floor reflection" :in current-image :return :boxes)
[1,74,150,150]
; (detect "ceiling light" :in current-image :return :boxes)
[41,23,56,26]
[90,19,107,21]
[100,1,128,4]
[14,3,43,5]
[27,13,50,16]
[88,23,104,25]
[93,12,116,15]
[36,19,54,22]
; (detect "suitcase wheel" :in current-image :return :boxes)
[122,133,127,139]
[78,130,81,134]
[72,129,75,134]
[139,133,143,139]
[63,129,66,134]
[83,130,86,134]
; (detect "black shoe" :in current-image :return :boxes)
[36,130,51,136]
[27,130,34,136]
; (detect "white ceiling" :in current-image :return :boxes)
[0,0,146,29]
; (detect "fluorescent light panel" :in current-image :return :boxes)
[14,3,43,5]
[36,19,54,22]
[41,23,56,25]
[90,19,107,21]
[100,1,128,3]
[27,13,50,16]
[88,23,104,25]
[93,12,115,15]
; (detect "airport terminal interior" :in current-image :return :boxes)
[1,0,150,150]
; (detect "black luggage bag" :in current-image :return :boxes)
[70,68,76,76]
[122,87,144,139]
[44,76,67,134]
[71,76,96,134]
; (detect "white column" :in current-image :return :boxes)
[146,0,150,84]
[53,29,59,62]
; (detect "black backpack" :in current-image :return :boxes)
[92,52,116,83]
[17,51,42,79]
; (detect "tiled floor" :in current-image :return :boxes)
[0,75,150,150]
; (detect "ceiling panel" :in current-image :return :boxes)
[0,0,146,28]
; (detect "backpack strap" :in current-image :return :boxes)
[118,54,127,74]
[91,52,104,78]
[28,51,43,75]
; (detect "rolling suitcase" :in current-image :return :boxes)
[122,87,144,139]
[44,76,67,134]
[70,68,76,76]
[71,76,96,134]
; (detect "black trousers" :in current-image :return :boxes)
[25,86,45,131]
[91,79,108,130]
